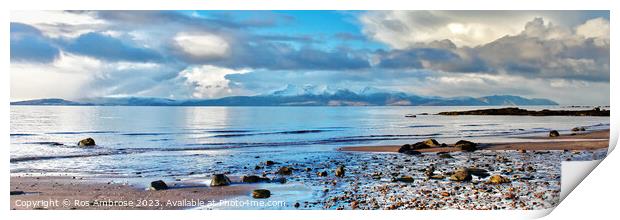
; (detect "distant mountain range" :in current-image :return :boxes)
[11,85,558,106]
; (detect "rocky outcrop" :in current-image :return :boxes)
[438,107,609,116]
[252,189,271,199]
[77,138,96,147]
[398,138,442,154]
[210,174,231,186]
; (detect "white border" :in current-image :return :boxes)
[2,1,618,219]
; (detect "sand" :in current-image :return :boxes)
[339,129,610,153]
[10,176,254,210]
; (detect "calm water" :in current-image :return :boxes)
[10,106,609,177]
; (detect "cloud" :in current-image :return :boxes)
[179,65,251,98]
[173,32,231,60]
[11,11,107,38]
[64,32,163,62]
[11,53,102,100]
[9,11,610,105]
[10,23,61,63]
[373,17,609,82]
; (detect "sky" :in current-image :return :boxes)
[10,10,610,105]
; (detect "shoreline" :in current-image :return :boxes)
[10,176,254,210]
[10,129,610,210]
[339,129,610,153]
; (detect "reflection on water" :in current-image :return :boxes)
[11,105,609,177]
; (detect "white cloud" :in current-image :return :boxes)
[11,11,107,38]
[174,32,231,59]
[11,52,102,100]
[179,65,251,99]
[576,18,610,47]
[360,11,530,48]
[359,11,604,49]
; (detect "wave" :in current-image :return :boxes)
[407,125,444,128]
[208,129,254,133]
[10,133,37,136]
[46,131,118,135]
[461,123,500,127]
[121,132,172,136]
[212,129,334,138]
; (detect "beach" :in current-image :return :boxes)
[339,129,610,152]
[11,129,610,210]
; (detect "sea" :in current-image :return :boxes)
[10,105,609,179]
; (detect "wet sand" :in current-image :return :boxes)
[10,176,253,210]
[339,129,609,153]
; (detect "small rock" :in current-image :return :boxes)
[210,174,231,186]
[77,138,96,147]
[549,130,560,137]
[396,176,414,183]
[149,180,168,190]
[277,166,293,175]
[252,189,271,199]
[241,175,270,183]
[449,168,472,182]
[438,153,453,159]
[467,168,489,178]
[488,175,511,184]
[10,191,25,195]
[317,171,328,177]
[335,165,345,177]
[265,160,276,166]
[455,140,477,152]
[351,201,359,209]
[294,202,300,208]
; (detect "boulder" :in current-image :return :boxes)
[210,174,231,186]
[549,130,560,137]
[149,180,168,190]
[317,171,328,177]
[455,140,477,152]
[449,168,472,182]
[398,139,441,154]
[77,138,96,147]
[277,166,293,175]
[241,175,270,183]
[335,165,345,177]
[265,160,276,166]
[422,139,440,147]
[488,175,511,184]
[252,189,271,199]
